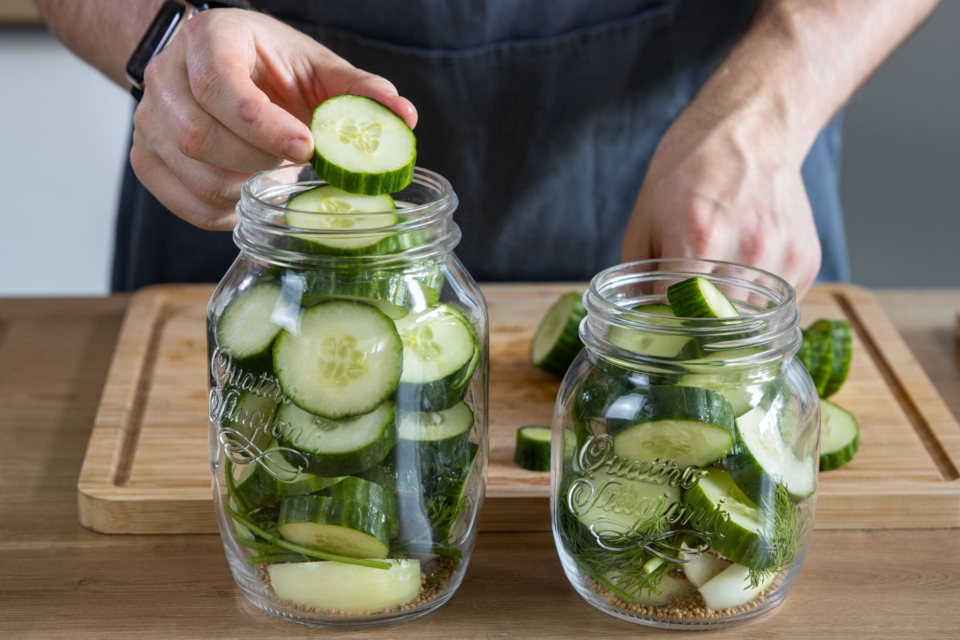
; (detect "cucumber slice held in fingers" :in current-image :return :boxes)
[310,94,417,195]
[819,399,860,471]
[273,299,403,419]
[286,185,399,255]
[530,291,587,377]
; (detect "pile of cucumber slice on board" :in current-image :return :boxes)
[548,276,854,615]
[215,95,482,616]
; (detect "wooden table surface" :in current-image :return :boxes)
[2,290,959,639]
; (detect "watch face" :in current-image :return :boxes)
[126,1,186,90]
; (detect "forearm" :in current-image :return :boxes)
[36,0,193,87]
[686,0,941,161]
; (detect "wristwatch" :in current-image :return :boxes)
[126,0,250,101]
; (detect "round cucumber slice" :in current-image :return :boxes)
[273,300,403,419]
[514,425,552,472]
[682,468,773,571]
[217,282,283,364]
[279,495,391,558]
[819,399,860,471]
[268,559,421,613]
[310,95,417,195]
[286,185,399,255]
[667,277,740,319]
[606,386,736,469]
[530,291,586,377]
[275,400,397,476]
[809,319,853,398]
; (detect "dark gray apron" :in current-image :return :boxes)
[112,0,849,291]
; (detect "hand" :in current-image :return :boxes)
[621,104,822,299]
[130,9,417,230]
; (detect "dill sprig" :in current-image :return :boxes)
[748,481,809,589]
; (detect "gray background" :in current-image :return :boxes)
[0,3,957,295]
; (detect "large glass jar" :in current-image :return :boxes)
[552,260,818,629]
[207,165,488,627]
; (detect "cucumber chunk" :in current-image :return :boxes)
[394,304,479,412]
[682,469,772,571]
[679,544,732,588]
[808,319,853,398]
[279,495,391,558]
[819,399,860,471]
[603,571,696,606]
[267,559,421,613]
[217,282,283,366]
[667,277,739,319]
[530,291,586,377]
[514,425,552,471]
[286,185,398,255]
[796,329,834,397]
[321,476,398,528]
[727,403,817,504]
[698,562,776,611]
[310,95,417,195]
[607,386,735,468]
[677,372,764,418]
[273,300,403,419]
[607,302,693,360]
[275,400,397,476]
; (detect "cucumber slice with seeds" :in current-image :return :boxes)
[809,319,853,398]
[275,400,397,476]
[530,291,586,377]
[273,300,402,419]
[286,185,398,255]
[819,399,860,471]
[217,282,283,367]
[310,95,416,195]
[278,495,391,558]
[667,276,739,319]
[514,425,552,471]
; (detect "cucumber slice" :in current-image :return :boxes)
[256,438,347,495]
[273,300,403,419]
[394,304,479,412]
[667,277,739,319]
[727,403,817,504]
[279,495,391,558]
[809,319,853,398]
[234,462,282,510]
[217,387,277,452]
[217,282,283,366]
[530,291,586,377]
[303,294,408,320]
[819,399,860,471]
[698,562,776,611]
[603,571,696,606]
[679,544,732,588]
[310,94,416,195]
[267,559,421,613]
[286,185,399,255]
[608,303,695,360]
[608,386,735,468]
[275,401,397,476]
[682,468,773,571]
[677,372,764,418]
[796,329,834,397]
[321,476,398,528]
[514,425,552,471]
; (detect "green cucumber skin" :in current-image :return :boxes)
[531,292,586,377]
[278,495,391,557]
[234,464,282,511]
[667,277,739,319]
[321,476,398,526]
[216,283,284,374]
[311,154,416,197]
[275,403,398,477]
[819,399,860,471]
[797,329,834,397]
[604,385,735,440]
[809,320,853,398]
[514,426,552,472]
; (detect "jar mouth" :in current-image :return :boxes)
[583,259,801,367]
[236,165,460,266]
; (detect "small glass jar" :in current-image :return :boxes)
[207,165,488,627]
[551,259,818,629]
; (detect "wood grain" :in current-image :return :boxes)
[77,284,960,534]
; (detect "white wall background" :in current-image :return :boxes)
[0,28,129,296]
[1,4,958,296]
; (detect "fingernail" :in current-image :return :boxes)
[282,137,312,161]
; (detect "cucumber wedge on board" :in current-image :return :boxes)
[530,291,586,377]
[273,299,403,419]
[819,399,860,471]
[310,95,416,195]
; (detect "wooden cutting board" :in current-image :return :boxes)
[78,284,960,534]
